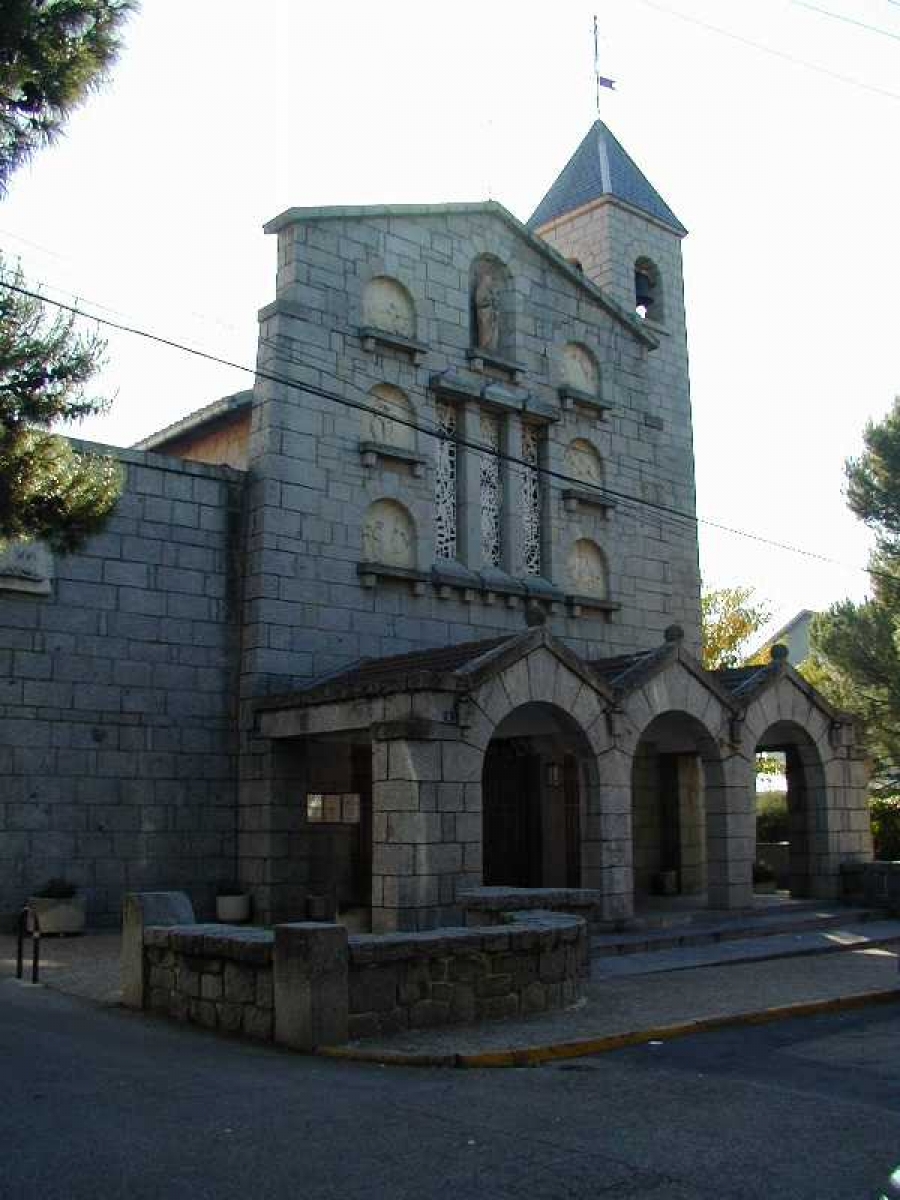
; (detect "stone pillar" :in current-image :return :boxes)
[371,733,478,932]
[500,411,524,576]
[456,401,481,566]
[709,757,755,909]
[273,922,348,1050]
[121,891,195,1010]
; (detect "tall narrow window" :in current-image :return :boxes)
[479,411,502,566]
[522,424,542,576]
[435,401,457,560]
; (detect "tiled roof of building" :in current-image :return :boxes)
[256,636,512,708]
[588,650,659,689]
[528,121,687,236]
[712,665,773,697]
[134,390,252,452]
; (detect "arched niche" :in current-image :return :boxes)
[634,257,664,323]
[470,254,513,356]
[561,342,600,395]
[362,276,416,339]
[362,499,416,568]
[564,438,603,487]
[568,538,608,598]
[365,384,415,450]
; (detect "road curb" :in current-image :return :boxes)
[317,987,900,1069]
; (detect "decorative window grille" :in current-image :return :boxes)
[522,424,542,576]
[479,412,502,567]
[435,402,457,560]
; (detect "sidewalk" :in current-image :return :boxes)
[0,930,121,1004]
[324,938,900,1066]
[3,924,899,1068]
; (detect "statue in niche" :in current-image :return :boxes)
[570,540,607,598]
[473,264,501,353]
[362,502,414,568]
[565,440,603,486]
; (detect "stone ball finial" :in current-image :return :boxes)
[663,624,684,644]
[525,600,547,628]
[770,643,789,663]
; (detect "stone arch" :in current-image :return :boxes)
[635,256,664,323]
[362,275,416,338]
[365,383,415,450]
[565,438,604,487]
[561,341,600,395]
[568,538,608,598]
[361,499,416,568]
[470,254,514,356]
[629,708,730,909]
[740,676,843,899]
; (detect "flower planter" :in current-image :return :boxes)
[216,893,251,923]
[27,894,86,935]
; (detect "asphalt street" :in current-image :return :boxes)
[1,979,899,1200]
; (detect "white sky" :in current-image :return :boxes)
[2,0,898,636]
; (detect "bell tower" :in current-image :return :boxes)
[528,120,700,645]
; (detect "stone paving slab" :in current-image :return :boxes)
[334,944,900,1061]
[592,920,900,978]
[0,931,121,1005]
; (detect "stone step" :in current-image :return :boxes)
[590,918,900,979]
[590,906,880,958]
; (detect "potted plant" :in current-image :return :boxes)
[27,878,86,935]
[752,862,778,894]
[215,884,251,923]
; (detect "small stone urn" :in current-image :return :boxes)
[215,888,251,923]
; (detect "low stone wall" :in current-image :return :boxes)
[460,887,607,930]
[143,924,274,1039]
[347,912,588,1040]
[124,891,588,1050]
[842,860,900,910]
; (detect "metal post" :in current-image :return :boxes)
[31,909,40,984]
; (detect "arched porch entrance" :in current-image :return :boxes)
[482,702,596,889]
[631,710,727,908]
[755,720,827,898]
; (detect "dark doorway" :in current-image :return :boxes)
[482,739,542,887]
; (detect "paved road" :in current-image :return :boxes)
[2,979,899,1200]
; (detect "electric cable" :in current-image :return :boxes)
[0,277,882,588]
[633,0,900,103]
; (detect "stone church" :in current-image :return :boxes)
[0,122,872,931]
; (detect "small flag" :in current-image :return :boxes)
[597,75,616,90]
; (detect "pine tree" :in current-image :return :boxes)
[0,0,136,190]
[812,397,900,783]
[0,1,134,552]
[0,258,121,551]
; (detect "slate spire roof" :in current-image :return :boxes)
[527,120,687,236]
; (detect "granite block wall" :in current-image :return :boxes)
[0,445,243,927]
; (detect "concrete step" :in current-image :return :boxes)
[591,906,880,958]
[590,918,900,980]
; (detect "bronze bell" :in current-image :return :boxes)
[635,268,655,313]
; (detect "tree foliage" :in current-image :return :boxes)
[0,1,134,552]
[0,0,135,191]
[0,258,121,551]
[811,398,900,782]
[700,585,771,670]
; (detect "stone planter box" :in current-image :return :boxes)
[27,895,86,935]
[216,894,251,923]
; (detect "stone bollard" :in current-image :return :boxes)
[121,891,196,1009]
[273,923,349,1051]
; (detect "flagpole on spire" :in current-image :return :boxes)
[593,13,616,117]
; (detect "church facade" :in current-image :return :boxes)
[0,124,872,931]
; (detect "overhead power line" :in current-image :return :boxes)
[0,278,878,586]
[793,0,900,43]
[634,0,900,103]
